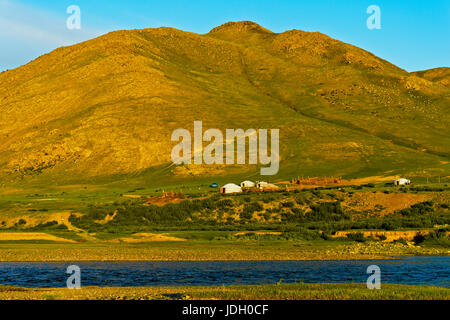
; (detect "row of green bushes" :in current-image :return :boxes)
[413,229,449,246]
[2,220,68,231]
[67,192,449,236]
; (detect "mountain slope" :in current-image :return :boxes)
[0,21,448,185]
[413,67,450,88]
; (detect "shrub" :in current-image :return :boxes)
[217,199,233,209]
[398,201,434,216]
[294,196,305,205]
[307,201,347,222]
[281,208,305,223]
[284,229,321,241]
[346,232,366,242]
[413,233,426,245]
[320,231,330,240]
[282,201,294,208]
[381,221,397,230]
[240,202,263,221]
[395,238,408,245]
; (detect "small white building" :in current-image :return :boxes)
[256,181,279,191]
[265,183,279,190]
[220,183,242,194]
[240,180,255,188]
[394,178,411,186]
[257,181,268,189]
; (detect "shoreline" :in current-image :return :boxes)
[0,241,448,262]
[0,283,448,300]
[2,254,448,263]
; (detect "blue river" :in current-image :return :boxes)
[0,256,448,288]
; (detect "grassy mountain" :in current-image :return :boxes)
[0,21,448,187]
[413,67,450,88]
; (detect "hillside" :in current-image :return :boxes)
[413,67,450,88]
[0,21,449,186]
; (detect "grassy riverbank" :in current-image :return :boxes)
[0,240,448,262]
[0,283,448,300]
[0,181,448,262]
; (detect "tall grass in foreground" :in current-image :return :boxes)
[0,283,448,300]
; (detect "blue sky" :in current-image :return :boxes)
[1,0,449,72]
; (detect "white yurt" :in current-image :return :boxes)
[256,181,268,189]
[394,178,411,186]
[240,180,255,188]
[220,183,243,194]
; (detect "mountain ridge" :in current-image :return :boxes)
[0,21,448,185]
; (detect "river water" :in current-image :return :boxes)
[0,256,448,288]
